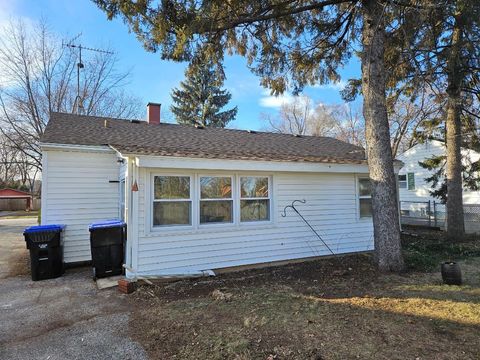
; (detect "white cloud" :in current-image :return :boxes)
[313,80,347,91]
[258,90,294,108]
[0,0,19,27]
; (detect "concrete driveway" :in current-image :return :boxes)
[0,217,147,360]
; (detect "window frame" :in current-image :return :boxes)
[198,175,235,226]
[398,174,407,189]
[152,174,193,228]
[239,175,272,224]
[357,176,373,219]
[119,178,126,221]
[148,172,274,233]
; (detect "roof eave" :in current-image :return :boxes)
[40,142,115,153]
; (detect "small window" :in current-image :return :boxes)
[153,176,191,226]
[120,179,126,221]
[240,176,270,222]
[398,174,407,189]
[358,178,372,218]
[200,176,233,224]
[407,172,415,190]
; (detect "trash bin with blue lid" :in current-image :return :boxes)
[24,224,65,281]
[89,220,126,279]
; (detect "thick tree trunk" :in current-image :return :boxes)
[361,0,404,272]
[445,19,465,240]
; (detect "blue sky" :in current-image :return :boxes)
[1,0,362,130]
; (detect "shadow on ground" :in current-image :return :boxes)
[129,255,480,360]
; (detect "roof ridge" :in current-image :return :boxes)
[50,112,358,144]
[43,112,368,165]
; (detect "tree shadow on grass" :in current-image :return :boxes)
[130,283,480,360]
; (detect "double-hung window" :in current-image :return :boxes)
[153,176,192,226]
[358,178,372,218]
[200,176,233,224]
[398,174,407,189]
[240,176,270,222]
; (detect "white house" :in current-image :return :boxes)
[397,139,480,232]
[40,104,399,277]
[397,139,480,204]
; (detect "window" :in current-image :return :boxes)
[200,176,233,224]
[120,179,126,221]
[153,176,191,226]
[407,172,415,190]
[150,173,273,229]
[398,174,407,189]
[240,176,270,222]
[358,178,372,218]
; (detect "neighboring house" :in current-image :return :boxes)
[397,139,480,232]
[40,104,401,277]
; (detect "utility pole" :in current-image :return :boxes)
[62,33,113,114]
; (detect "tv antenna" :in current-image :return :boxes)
[62,33,114,114]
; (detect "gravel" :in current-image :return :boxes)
[0,218,147,360]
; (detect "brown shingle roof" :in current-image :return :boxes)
[41,112,367,164]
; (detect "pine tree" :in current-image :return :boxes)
[392,1,480,240]
[171,61,237,127]
[93,0,429,272]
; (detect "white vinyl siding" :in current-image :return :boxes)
[41,150,120,263]
[397,140,480,204]
[135,170,374,275]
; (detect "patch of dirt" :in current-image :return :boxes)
[128,254,480,359]
[133,254,379,302]
[7,247,30,277]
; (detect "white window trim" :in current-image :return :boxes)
[356,176,372,220]
[398,174,407,189]
[119,179,126,221]
[151,173,194,229]
[147,171,274,233]
[239,175,273,224]
[198,174,235,227]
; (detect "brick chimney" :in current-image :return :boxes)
[147,102,161,125]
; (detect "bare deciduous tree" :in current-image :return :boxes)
[0,134,20,184]
[388,89,443,158]
[262,97,365,148]
[0,132,39,193]
[330,104,365,147]
[0,19,143,171]
[262,96,340,137]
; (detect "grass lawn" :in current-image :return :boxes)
[129,229,480,360]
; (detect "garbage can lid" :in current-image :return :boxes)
[24,224,66,234]
[89,219,126,230]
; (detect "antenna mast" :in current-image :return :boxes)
[62,33,114,114]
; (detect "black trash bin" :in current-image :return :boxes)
[24,224,65,281]
[89,220,126,279]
